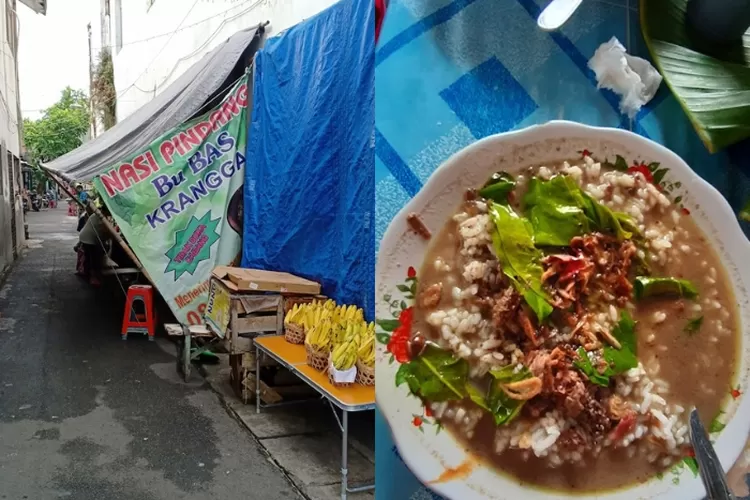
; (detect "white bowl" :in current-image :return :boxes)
[375,121,750,499]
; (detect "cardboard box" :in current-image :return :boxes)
[212,266,321,295]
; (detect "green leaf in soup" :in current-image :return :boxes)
[488,202,554,322]
[486,390,525,426]
[574,312,637,386]
[633,276,698,300]
[709,413,725,433]
[580,192,633,241]
[684,315,703,335]
[573,347,611,387]
[395,344,469,402]
[485,365,533,425]
[466,382,490,411]
[479,172,516,204]
[641,0,750,153]
[522,175,634,244]
[523,176,591,246]
[683,457,699,477]
[603,310,638,372]
[489,364,532,383]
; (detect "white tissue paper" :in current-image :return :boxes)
[329,358,357,383]
[588,37,663,119]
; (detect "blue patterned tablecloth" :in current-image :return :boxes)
[374,1,750,498]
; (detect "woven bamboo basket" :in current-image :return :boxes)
[284,322,305,344]
[328,355,354,388]
[355,360,375,386]
[305,342,329,372]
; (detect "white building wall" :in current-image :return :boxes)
[0,0,25,274]
[104,0,339,121]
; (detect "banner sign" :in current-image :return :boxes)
[95,75,249,325]
[205,278,232,338]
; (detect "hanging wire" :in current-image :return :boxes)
[113,0,202,104]
[91,0,261,52]
[150,0,265,92]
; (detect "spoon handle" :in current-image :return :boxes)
[537,0,583,31]
[689,408,735,500]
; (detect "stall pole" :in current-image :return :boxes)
[341,410,349,500]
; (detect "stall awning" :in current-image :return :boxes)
[44,25,265,181]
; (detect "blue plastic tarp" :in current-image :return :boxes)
[242,0,375,318]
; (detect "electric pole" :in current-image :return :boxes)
[87,22,97,139]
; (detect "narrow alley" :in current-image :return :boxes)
[0,207,302,500]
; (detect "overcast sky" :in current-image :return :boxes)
[17,0,98,121]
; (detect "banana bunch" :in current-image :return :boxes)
[294,299,369,360]
[357,322,375,367]
[332,325,361,371]
[285,303,305,324]
[306,317,333,352]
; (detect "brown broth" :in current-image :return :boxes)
[412,187,739,492]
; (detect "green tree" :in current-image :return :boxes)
[92,48,117,130]
[23,87,90,165]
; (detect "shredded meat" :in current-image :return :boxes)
[542,232,637,311]
[490,287,522,334]
[557,427,590,451]
[523,345,614,441]
[552,369,588,418]
[419,283,443,309]
[522,396,555,418]
[476,264,507,299]
[569,232,637,306]
[609,410,637,442]
[406,212,431,240]
[579,395,614,439]
[542,253,595,309]
[517,306,540,346]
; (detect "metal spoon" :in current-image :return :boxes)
[688,408,735,499]
[537,0,583,31]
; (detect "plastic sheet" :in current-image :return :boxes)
[242,0,375,317]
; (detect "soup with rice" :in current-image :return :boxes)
[401,155,738,491]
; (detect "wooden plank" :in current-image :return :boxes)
[224,268,321,295]
[164,324,214,337]
[230,335,253,354]
[237,295,281,314]
[240,351,277,369]
[241,373,283,404]
[165,324,183,336]
[233,314,278,334]
[276,299,283,335]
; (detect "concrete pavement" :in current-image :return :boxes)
[0,207,303,500]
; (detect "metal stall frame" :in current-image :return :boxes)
[253,334,374,500]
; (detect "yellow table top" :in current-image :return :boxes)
[254,335,375,411]
[255,335,308,366]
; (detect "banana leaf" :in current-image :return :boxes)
[640,0,750,153]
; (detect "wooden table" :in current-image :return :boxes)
[254,335,374,500]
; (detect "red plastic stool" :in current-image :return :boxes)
[122,285,156,341]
